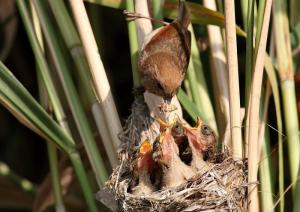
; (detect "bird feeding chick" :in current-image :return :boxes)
[138,0,191,100]
[130,117,216,194]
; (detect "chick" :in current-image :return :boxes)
[171,121,193,165]
[153,120,195,188]
[183,118,216,173]
[131,140,155,195]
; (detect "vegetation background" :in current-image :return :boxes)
[0,0,299,211]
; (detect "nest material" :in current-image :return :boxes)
[97,98,248,212]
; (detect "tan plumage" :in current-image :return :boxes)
[139,1,191,99]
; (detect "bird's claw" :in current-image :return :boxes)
[123,10,142,21]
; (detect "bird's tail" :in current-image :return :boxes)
[176,0,190,29]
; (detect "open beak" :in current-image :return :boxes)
[139,140,152,155]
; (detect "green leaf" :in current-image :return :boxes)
[85,0,125,8]
[177,89,207,124]
[84,0,246,37]
[0,61,75,153]
[264,55,284,212]
[164,1,246,37]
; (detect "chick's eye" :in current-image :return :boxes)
[201,124,212,136]
[173,123,183,135]
[153,140,160,151]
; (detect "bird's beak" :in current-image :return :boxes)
[156,118,177,132]
[139,140,152,155]
[194,117,202,129]
[159,133,166,144]
[185,117,202,131]
[164,97,172,104]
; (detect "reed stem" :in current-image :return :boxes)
[224,1,243,159]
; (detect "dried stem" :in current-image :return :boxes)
[134,0,153,47]
[68,0,122,151]
[203,0,230,147]
[247,0,272,211]
[224,1,243,159]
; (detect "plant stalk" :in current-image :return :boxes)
[32,0,108,186]
[126,0,140,87]
[246,0,273,211]
[69,152,98,212]
[203,0,230,146]
[189,25,218,134]
[48,0,118,168]
[273,0,300,189]
[224,1,243,159]
[68,0,123,152]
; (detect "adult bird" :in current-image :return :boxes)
[138,0,191,101]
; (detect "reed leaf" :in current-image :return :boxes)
[85,0,246,36]
[0,61,75,153]
[177,89,205,122]
[0,62,98,212]
[32,0,108,186]
[273,0,300,191]
[246,0,273,211]
[188,26,218,134]
[264,55,284,212]
[48,0,118,168]
[126,0,140,87]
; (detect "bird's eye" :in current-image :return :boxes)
[153,140,160,151]
[201,124,212,136]
[172,123,184,136]
[157,82,163,90]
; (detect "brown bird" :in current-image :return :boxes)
[139,0,191,100]
[132,140,155,195]
[153,120,195,188]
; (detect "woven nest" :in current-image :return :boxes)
[97,98,248,211]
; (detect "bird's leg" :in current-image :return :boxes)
[123,10,169,25]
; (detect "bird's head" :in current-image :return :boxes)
[140,52,184,99]
[137,140,154,172]
[152,118,179,166]
[183,118,216,155]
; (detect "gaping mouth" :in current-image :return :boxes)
[176,136,192,165]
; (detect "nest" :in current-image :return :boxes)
[97,98,248,211]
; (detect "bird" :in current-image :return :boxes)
[183,118,216,173]
[152,120,195,188]
[131,140,155,195]
[138,0,191,101]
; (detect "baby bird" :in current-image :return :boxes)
[132,140,155,196]
[139,0,191,100]
[153,120,195,188]
[183,118,216,173]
